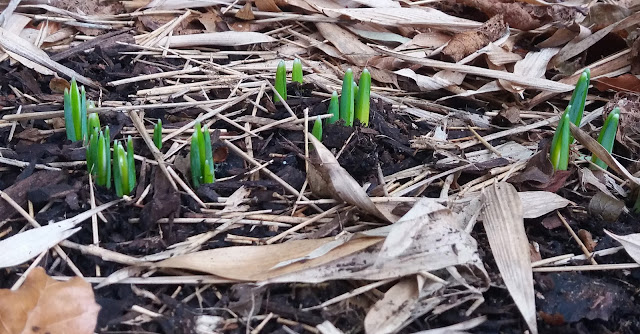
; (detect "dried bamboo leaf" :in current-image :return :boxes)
[144,0,234,10]
[604,230,640,264]
[156,31,276,47]
[315,22,377,66]
[307,135,394,222]
[510,48,560,94]
[364,276,422,334]
[0,26,99,88]
[519,191,571,218]
[323,8,482,30]
[481,182,537,334]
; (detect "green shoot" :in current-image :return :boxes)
[567,69,590,143]
[87,127,111,188]
[275,60,287,102]
[64,78,89,142]
[355,69,371,126]
[127,136,136,194]
[327,91,339,124]
[190,122,215,188]
[591,107,620,170]
[550,107,571,171]
[340,69,355,126]
[112,139,135,197]
[88,112,100,133]
[153,119,163,150]
[292,58,303,84]
[312,119,323,141]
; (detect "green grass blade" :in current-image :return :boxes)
[312,119,323,141]
[96,131,107,186]
[63,88,76,141]
[340,69,354,126]
[127,136,135,194]
[203,125,213,183]
[591,107,620,170]
[88,112,100,132]
[113,140,123,197]
[117,143,129,196]
[551,111,571,171]
[292,58,303,83]
[194,122,206,174]
[70,79,82,141]
[568,69,590,142]
[190,132,202,188]
[203,159,214,184]
[355,69,371,126]
[87,127,99,174]
[153,119,162,150]
[105,126,111,189]
[275,60,287,102]
[327,91,339,124]
[80,86,88,142]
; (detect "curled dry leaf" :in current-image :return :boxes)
[481,182,537,334]
[0,267,100,334]
[588,191,624,223]
[604,230,640,264]
[307,135,394,222]
[442,15,507,62]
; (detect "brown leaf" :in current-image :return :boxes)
[255,0,282,12]
[0,267,100,334]
[481,182,537,334]
[588,191,624,222]
[594,74,640,93]
[307,135,393,222]
[442,15,507,62]
[49,77,70,94]
[631,37,640,75]
[578,229,597,252]
[508,149,571,192]
[315,22,377,66]
[235,3,255,20]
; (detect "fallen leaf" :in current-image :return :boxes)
[578,229,597,252]
[307,135,393,222]
[604,230,640,264]
[156,31,276,47]
[0,267,100,334]
[594,74,640,93]
[49,77,70,94]
[364,276,422,334]
[322,7,482,30]
[442,15,507,62]
[235,2,255,20]
[315,22,377,66]
[519,191,571,219]
[481,182,537,334]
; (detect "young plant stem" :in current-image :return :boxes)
[355,69,371,126]
[591,107,620,170]
[292,58,303,83]
[127,136,136,194]
[567,69,590,143]
[96,131,108,187]
[327,91,339,124]
[105,126,111,189]
[550,108,571,171]
[190,132,202,188]
[340,69,355,126]
[274,60,287,102]
[153,119,162,150]
[312,119,323,141]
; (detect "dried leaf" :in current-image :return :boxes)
[481,182,537,334]
[315,22,377,66]
[322,7,482,30]
[156,236,384,281]
[266,198,489,286]
[0,267,100,334]
[519,191,571,218]
[156,31,276,47]
[144,0,234,10]
[588,191,624,222]
[235,3,255,20]
[604,230,640,264]
[364,276,422,334]
[307,135,393,222]
[442,15,507,62]
[395,68,464,91]
[594,74,640,93]
[0,201,119,268]
[509,48,560,94]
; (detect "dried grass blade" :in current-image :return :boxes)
[481,182,537,334]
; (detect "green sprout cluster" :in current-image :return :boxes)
[327,68,371,127]
[85,119,136,197]
[190,122,215,188]
[590,107,620,170]
[274,58,304,103]
[64,78,93,142]
[550,69,590,171]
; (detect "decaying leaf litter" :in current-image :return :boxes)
[2,0,640,333]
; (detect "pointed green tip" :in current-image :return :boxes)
[278,59,286,68]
